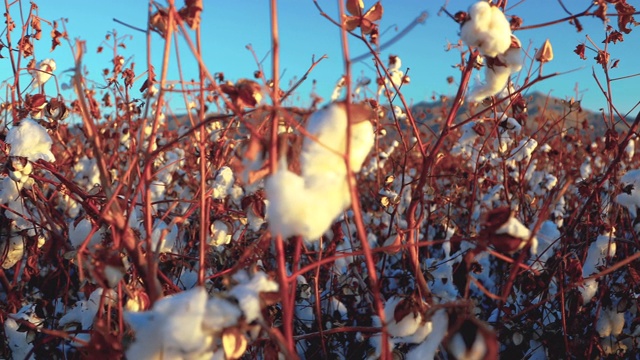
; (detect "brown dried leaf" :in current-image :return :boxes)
[18,36,34,57]
[346,0,364,16]
[574,44,587,60]
[51,30,64,52]
[615,1,637,34]
[178,0,203,30]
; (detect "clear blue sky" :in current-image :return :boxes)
[29,1,639,116]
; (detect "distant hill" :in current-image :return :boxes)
[408,91,620,139]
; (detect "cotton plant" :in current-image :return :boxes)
[377,55,407,98]
[460,2,524,102]
[266,101,375,240]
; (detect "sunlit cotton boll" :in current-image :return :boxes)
[301,102,375,178]
[267,102,375,241]
[460,2,512,57]
[467,36,523,103]
[5,118,55,162]
[266,166,350,240]
[30,58,56,87]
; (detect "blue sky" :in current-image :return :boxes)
[29,1,640,116]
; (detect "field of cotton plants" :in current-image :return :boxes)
[1,0,640,359]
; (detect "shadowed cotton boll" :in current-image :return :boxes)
[266,102,375,241]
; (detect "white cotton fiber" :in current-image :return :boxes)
[460,2,512,57]
[5,118,55,162]
[266,102,375,241]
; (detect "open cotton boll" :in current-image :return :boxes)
[580,228,616,303]
[125,287,213,359]
[229,271,279,323]
[467,38,522,103]
[384,296,424,338]
[150,220,179,253]
[615,169,640,218]
[5,118,55,162]
[301,102,375,177]
[211,166,235,199]
[5,304,43,360]
[406,309,448,360]
[59,288,116,330]
[460,2,512,57]
[266,166,350,240]
[30,58,56,87]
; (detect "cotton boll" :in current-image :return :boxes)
[467,64,512,103]
[5,119,55,162]
[384,295,423,338]
[467,37,522,103]
[301,102,375,177]
[209,220,232,246]
[406,309,448,360]
[203,296,243,331]
[615,169,640,217]
[266,166,349,240]
[1,235,24,269]
[30,58,56,87]
[125,287,213,359]
[460,2,512,57]
[150,220,178,253]
[212,166,235,199]
[59,288,116,330]
[229,271,279,323]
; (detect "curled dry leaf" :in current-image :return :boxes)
[346,0,364,16]
[220,79,263,109]
[178,0,203,30]
[342,1,383,34]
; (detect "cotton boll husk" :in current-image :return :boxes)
[301,102,375,177]
[5,119,55,162]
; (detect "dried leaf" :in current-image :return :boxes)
[18,36,34,57]
[574,44,586,60]
[346,0,364,16]
[178,0,203,30]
